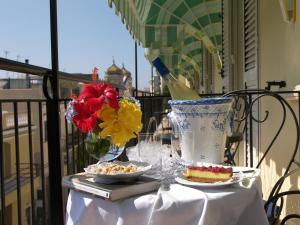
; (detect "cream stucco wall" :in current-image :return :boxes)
[259,0,300,219]
[259,0,300,89]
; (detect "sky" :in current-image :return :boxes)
[0,0,152,90]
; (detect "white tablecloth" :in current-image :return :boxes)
[66,176,269,225]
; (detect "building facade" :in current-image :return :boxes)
[0,79,75,225]
[0,87,47,225]
[104,61,133,97]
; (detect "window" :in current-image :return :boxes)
[3,142,11,179]
[0,204,12,225]
[221,0,248,91]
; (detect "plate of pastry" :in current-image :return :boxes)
[84,161,152,181]
[175,164,243,187]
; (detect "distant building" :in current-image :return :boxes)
[0,77,80,99]
[0,85,48,225]
[0,77,75,225]
[144,86,151,93]
[104,60,132,97]
[121,65,133,97]
[0,77,42,90]
[149,74,161,94]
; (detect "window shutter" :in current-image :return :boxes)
[221,0,259,166]
[244,0,258,74]
[243,0,258,90]
[221,0,231,93]
[222,0,246,92]
[244,0,259,167]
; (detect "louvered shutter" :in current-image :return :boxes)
[221,0,232,93]
[244,0,259,167]
[221,0,258,166]
[244,0,258,88]
[222,0,245,92]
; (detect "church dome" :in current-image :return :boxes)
[121,64,131,76]
[106,60,122,75]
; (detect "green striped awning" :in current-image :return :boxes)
[108,0,222,77]
[145,36,203,76]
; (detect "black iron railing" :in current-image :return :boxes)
[0,98,96,225]
[0,90,300,225]
[0,99,46,225]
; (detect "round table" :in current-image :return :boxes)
[65,175,269,225]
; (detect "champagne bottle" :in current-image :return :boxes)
[152,57,200,100]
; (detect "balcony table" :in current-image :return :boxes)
[65,171,269,225]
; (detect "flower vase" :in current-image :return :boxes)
[84,132,111,160]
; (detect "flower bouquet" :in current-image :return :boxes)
[65,82,142,160]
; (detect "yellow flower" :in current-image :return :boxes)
[97,103,117,122]
[97,100,142,147]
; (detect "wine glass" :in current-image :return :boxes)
[137,133,162,179]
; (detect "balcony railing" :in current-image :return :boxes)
[0,98,95,225]
[1,90,299,225]
[1,163,39,194]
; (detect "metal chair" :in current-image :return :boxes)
[264,168,300,225]
[224,132,244,166]
[223,89,300,225]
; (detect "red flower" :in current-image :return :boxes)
[103,85,119,109]
[71,101,97,133]
[70,83,119,133]
[78,83,118,109]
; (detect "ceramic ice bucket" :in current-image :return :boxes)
[168,97,233,164]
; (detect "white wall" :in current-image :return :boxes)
[258,0,300,218]
[259,0,300,89]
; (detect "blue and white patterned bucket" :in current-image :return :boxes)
[168,97,233,164]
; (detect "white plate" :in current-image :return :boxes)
[84,161,152,180]
[175,173,243,187]
[232,166,259,173]
[232,166,260,179]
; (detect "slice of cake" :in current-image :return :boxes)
[182,165,233,183]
